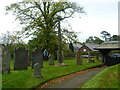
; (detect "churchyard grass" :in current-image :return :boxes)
[2,58,103,88]
[80,64,119,88]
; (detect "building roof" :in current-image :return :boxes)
[85,43,99,51]
[73,44,83,51]
[94,41,120,50]
[74,43,99,51]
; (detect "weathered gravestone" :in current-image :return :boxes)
[14,47,29,70]
[0,44,10,74]
[31,48,43,69]
[76,50,82,65]
[49,54,55,65]
[34,63,42,78]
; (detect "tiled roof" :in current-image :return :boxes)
[74,43,99,51]
[94,41,120,50]
[85,43,99,51]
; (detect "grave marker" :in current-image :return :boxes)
[1,44,10,74]
[31,48,43,68]
[76,50,82,65]
[34,63,42,78]
[14,47,29,70]
[49,54,54,65]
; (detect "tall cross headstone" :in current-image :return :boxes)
[76,50,82,65]
[14,47,29,70]
[1,44,10,74]
[57,16,63,64]
[31,48,43,69]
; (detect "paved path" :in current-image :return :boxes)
[44,67,106,88]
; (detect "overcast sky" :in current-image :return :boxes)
[0,0,119,42]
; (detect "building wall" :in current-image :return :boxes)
[78,45,92,53]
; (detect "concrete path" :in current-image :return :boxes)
[44,67,106,88]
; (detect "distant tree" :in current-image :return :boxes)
[0,31,24,45]
[94,36,104,44]
[0,31,25,59]
[69,42,74,52]
[85,36,94,43]
[100,31,111,41]
[85,36,103,44]
[110,35,118,41]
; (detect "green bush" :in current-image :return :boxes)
[64,51,76,58]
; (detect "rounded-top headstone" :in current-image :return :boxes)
[14,46,29,70]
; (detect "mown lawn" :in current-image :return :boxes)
[2,58,103,88]
[81,64,119,88]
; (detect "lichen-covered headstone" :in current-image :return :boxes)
[34,63,42,78]
[49,54,55,65]
[1,44,10,74]
[31,48,43,69]
[76,50,82,65]
[14,47,29,70]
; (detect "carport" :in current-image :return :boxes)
[94,41,120,65]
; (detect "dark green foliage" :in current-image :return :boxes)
[69,42,74,52]
[110,35,119,41]
[101,31,111,41]
[85,36,103,44]
[94,36,104,44]
[85,36,94,43]
[64,51,76,58]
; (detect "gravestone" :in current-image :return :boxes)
[14,47,29,70]
[49,54,55,65]
[34,63,42,78]
[76,50,82,65]
[31,48,43,69]
[1,44,10,74]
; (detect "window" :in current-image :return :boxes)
[83,49,86,52]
